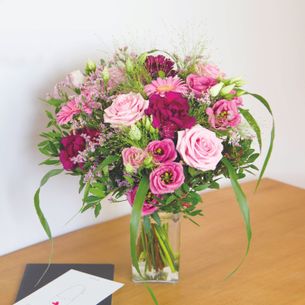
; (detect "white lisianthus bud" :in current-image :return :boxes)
[85,60,96,74]
[129,125,142,141]
[67,70,85,88]
[143,156,154,168]
[209,82,224,97]
[125,163,134,174]
[221,84,235,95]
[126,58,134,74]
[102,67,110,84]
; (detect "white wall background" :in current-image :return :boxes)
[0,0,304,256]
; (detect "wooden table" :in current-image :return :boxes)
[1,179,305,305]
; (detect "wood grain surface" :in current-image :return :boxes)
[1,179,305,305]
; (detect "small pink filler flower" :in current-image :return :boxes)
[149,162,185,194]
[144,76,188,97]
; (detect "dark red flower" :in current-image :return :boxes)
[145,55,176,79]
[59,128,99,171]
[145,92,196,139]
[59,134,86,171]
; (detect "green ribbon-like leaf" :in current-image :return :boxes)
[130,175,149,277]
[34,169,64,238]
[246,93,275,191]
[33,168,63,286]
[239,108,262,152]
[222,158,251,276]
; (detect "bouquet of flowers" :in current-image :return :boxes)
[35,47,274,283]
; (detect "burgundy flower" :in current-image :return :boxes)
[59,134,86,171]
[145,92,196,139]
[59,128,99,171]
[145,55,176,79]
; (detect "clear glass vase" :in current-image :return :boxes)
[132,212,181,283]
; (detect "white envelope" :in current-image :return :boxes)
[14,269,124,305]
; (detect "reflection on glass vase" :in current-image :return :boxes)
[132,212,181,283]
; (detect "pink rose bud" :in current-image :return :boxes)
[177,125,223,171]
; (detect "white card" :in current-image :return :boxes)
[14,269,124,305]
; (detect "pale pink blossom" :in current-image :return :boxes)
[104,92,148,126]
[149,162,185,194]
[206,97,243,130]
[66,70,85,88]
[195,63,224,79]
[122,147,147,171]
[144,76,188,97]
[177,124,223,171]
[107,66,126,90]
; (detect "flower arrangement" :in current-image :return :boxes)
[35,47,274,284]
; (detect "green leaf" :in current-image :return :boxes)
[90,187,105,198]
[151,212,161,226]
[39,159,60,166]
[246,93,275,191]
[47,98,64,107]
[40,169,63,187]
[34,169,63,240]
[239,108,262,151]
[130,175,149,277]
[94,203,102,217]
[222,158,252,275]
[247,153,260,163]
[194,184,209,191]
[144,284,159,305]
[34,189,52,239]
[95,155,119,173]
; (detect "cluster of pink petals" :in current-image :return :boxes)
[206,97,243,130]
[149,162,185,194]
[56,93,99,125]
[146,139,177,164]
[144,76,188,97]
[177,124,223,171]
[56,99,81,125]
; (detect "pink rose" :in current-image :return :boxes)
[149,162,185,194]
[127,186,158,216]
[104,92,149,126]
[146,139,177,164]
[206,98,242,130]
[195,63,224,79]
[186,74,217,97]
[177,125,223,171]
[122,147,147,171]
